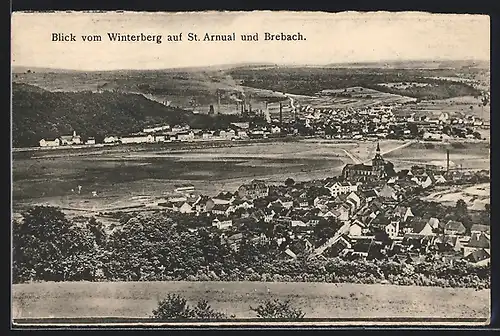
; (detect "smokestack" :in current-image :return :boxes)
[217,91,220,115]
[279,102,283,126]
[446,149,450,175]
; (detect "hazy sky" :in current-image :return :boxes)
[11,11,490,70]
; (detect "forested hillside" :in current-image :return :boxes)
[12,83,240,147]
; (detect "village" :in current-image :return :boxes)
[37,97,489,149]
[98,142,491,269]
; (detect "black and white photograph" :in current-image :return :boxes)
[11,11,490,326]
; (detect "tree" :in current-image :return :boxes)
[250,299,305,320]
[313,218,341,245]
[408,123,419,138]
[13,206,100,282]
[455,199,468,216]
[285,178,295,187]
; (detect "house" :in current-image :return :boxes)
[407,217,434,236]
[470,224,490,235]
[121,134,155,144]
[319,210,337,218]
[324,181,358,197]
[463,232,490,257]
[427,217,440,230]
[323,235,352,257]
[212,218,233,230]
[237,180,269,200]
[193,195,215,212]
[177,131,195,141]
[464,249,490,266]
[393,206,414,222]
[443,220,466,236]
[233,200,254,210]
[103,136,119,143]
[250,209,265,222]
[211,203,234,216]
[363,189,379,201]
[39,138,61,147]
[433,174,447,184]
[155,135,166,143]
[335,204,351,221]
[291,219,307,227]
[263,209,276,223]
[85,137,96,145]
[314,195,331,207]
[378,184,397,200]
[175,201,193,214]
[276,197,294,209]
[60,131,81,145]
[346,192,362,210]
[412,175,435,189]
[385,221,400,239]
[212,192,235,205]
[349,220,366,237]
[434,235,463,252]
[174,184,195,193]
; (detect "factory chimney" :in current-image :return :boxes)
[279,102,283,126]
[446,149,450,175]
[217,90,220,115]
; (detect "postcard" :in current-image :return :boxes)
[11,10,490,327]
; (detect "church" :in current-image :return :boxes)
[342,143,392,182]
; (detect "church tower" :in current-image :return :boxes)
[372,142,385,178]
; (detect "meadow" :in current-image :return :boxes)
[293,86,416,110]
[12,281,490,320]
[12,140,349,213]
[382,141,490,171]
[13,139,490,214]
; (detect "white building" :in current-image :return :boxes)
[104,136,119,143]
[39,138,61,147]
[120,134,155,144]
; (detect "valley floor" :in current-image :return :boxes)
[12,281,490,321]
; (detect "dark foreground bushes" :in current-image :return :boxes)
[12,206,490,290]
[151,295,304,321]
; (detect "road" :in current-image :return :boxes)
[343,149,362,164]
[360,140,416,164]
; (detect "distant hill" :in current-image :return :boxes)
[11,83,241,148]
[325,59,490,70]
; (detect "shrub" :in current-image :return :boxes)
[191,300,228,320]
[151,294,231,320]
[151,294,194,320]
[250,299,305,320]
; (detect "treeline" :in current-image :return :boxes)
[12,83,245,147]
[230,68,481,99]
[12,206,489,289]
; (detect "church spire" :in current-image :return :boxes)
[376,142,380,153]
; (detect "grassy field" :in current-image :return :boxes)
[12,281,490,320]
[383,141,490,170]
[12,139,490,215]
[423,183,490,210]
[292,86,415,110]
[392,96,490,121]
[12,141,349,213]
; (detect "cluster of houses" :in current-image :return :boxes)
[39,131,95,147]
[155,145,490,267]
[37,100,488,148]
[290,101,488,141]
